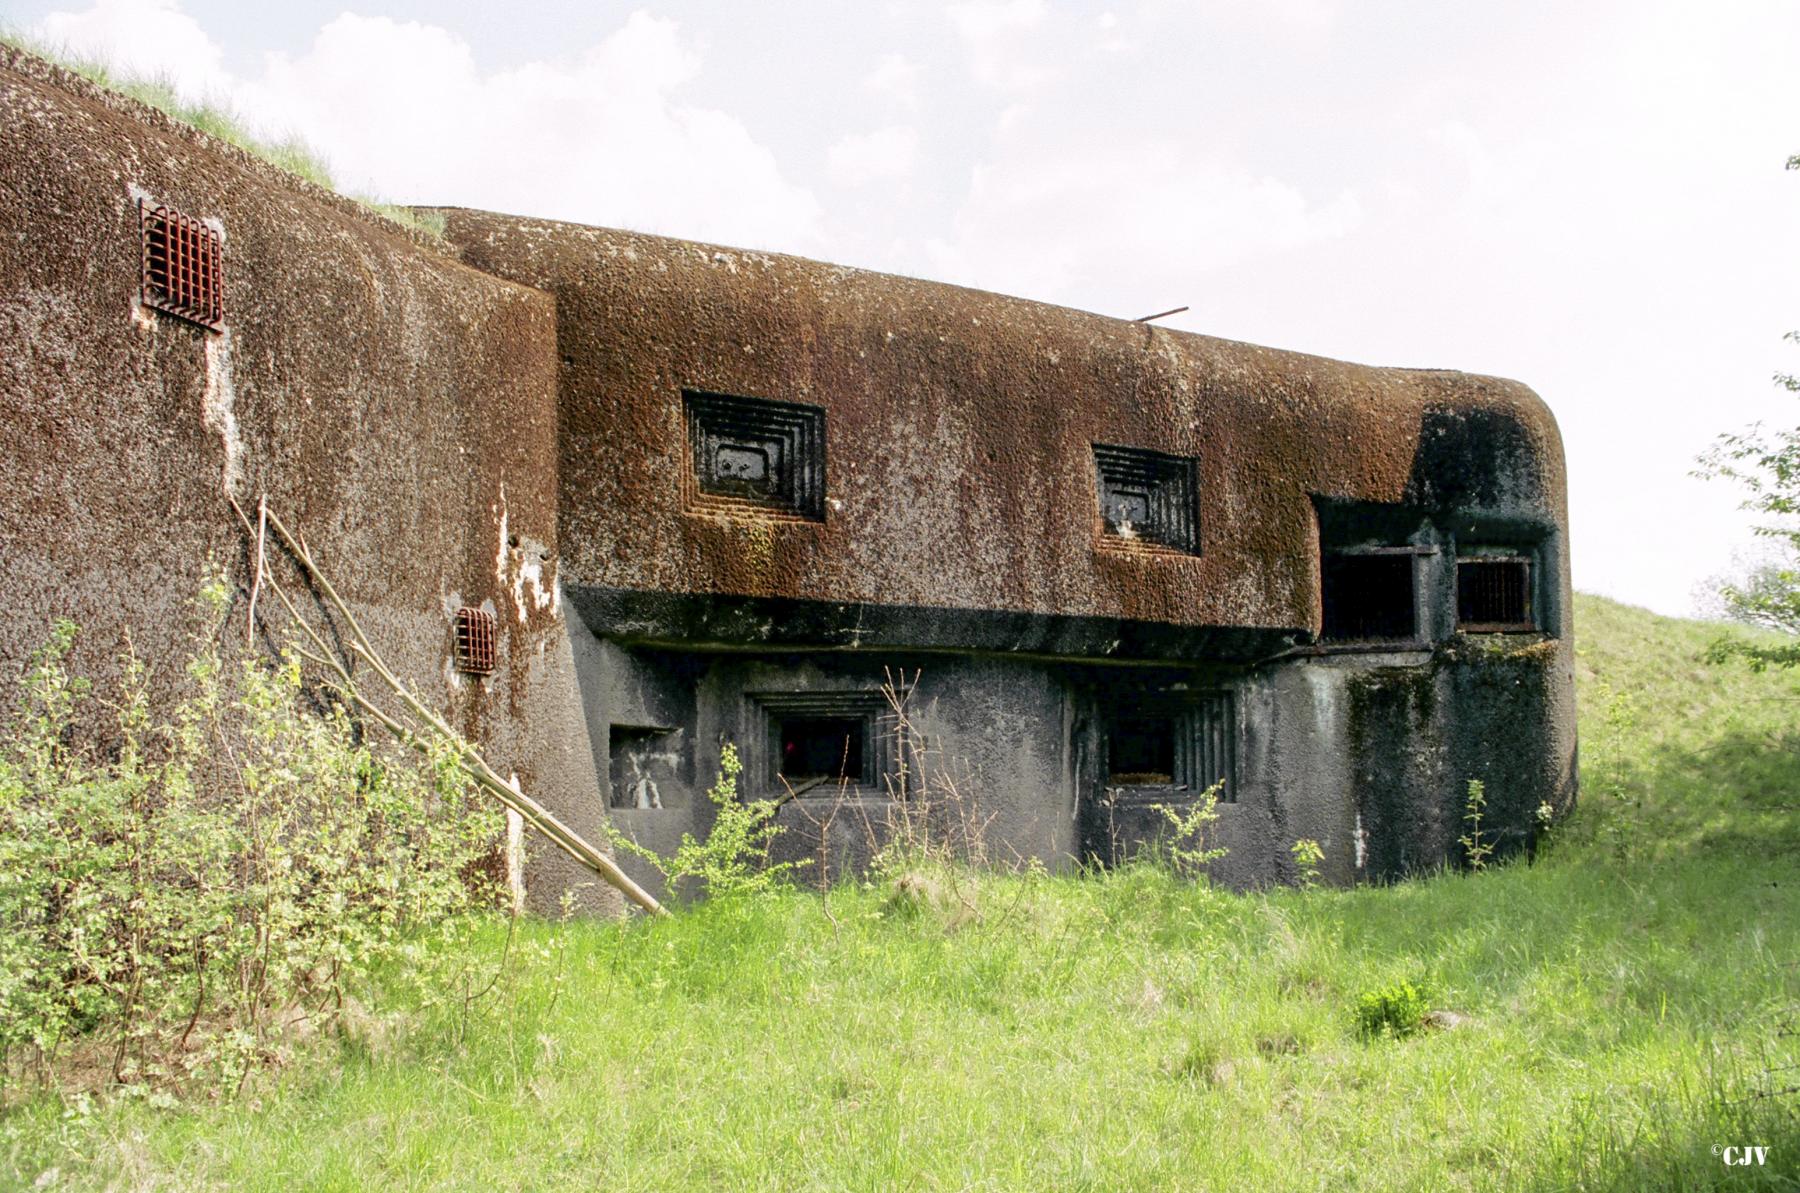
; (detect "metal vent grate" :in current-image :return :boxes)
[139,199,223,330]
[1457,557,1533,631]
[1181,692,1236,801]
[685,390,826,520]
[1106,691,1236,800]
[454,607,496,675]
[1093,444,1200,554]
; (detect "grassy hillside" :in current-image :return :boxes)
[4,594,1798,1191]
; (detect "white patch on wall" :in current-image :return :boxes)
[492,483,558,625]
[201,327,245,497]
[504,776,526,915]
[130,187,242,496]
[493,488,509,585]
[1354,810,1368,870]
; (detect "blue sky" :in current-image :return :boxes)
[8,0,1800,617]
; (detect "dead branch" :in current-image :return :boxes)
[227,496,665,917]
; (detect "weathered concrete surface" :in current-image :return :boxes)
[435,207,1568,657]
[435,206,1574,890]
[0,39,1575,905]
[0,47,621,914]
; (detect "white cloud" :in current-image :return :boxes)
[863,52,921,108]
[32,4,823,252]
[927,135,1360,312]
[33,0,229,101]
[946,0,1053,91]
[827,125,920,186]
[947,0,1046,41]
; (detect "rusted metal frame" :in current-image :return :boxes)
[1457,555,1533,631]
[139,198,223,331]
[455,607,497,675]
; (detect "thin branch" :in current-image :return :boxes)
[245,496,268,648]
[228,495,665,916]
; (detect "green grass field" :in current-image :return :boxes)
[4,594,1798,1191]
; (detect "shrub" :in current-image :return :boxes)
[0,596,501,1097]
[1149,780,1229,879]
[1290,837,1324,888]
[1354,980,1432,1040]
[606,743,806,901]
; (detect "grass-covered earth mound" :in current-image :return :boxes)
[3,594,1797,1191]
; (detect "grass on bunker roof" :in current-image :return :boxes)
[3,592,1799,1191]
[0,33,445,240]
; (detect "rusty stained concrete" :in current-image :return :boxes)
[436,207,1566,648]
[0,41,1576,900]
[0,46,622,913]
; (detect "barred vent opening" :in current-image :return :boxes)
[1109,716,1175,785]
[1106,691,1236,801]
[454,607,496,675]
[1321,553,1416,641]
[139,199,223,331]
[1093,444,1200,554]
[1457,558,1533,630]
[1185,692,1236,801]
[685,390,826,520]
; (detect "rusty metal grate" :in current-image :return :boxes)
[140,198,223,330]
[1457,557,1533,631]
[454,607,496,675]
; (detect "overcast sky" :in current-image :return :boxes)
[9,0,1798,618]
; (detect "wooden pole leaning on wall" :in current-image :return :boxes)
[228,496,667,918]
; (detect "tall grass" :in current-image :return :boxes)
[1,594,1796,1190]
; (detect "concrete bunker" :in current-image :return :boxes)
[0,43,1577,911]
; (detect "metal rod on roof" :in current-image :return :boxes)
[1134,305,1189,323]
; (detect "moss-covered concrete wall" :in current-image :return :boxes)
[435,208,1568,656]
[0,39,1576,901]
[0,47,620,913]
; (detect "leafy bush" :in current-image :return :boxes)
[1149,780,1229,878]
[1289,837,1324,888]
[1354,980,1432,1040]
[0,592,501,1096]
[606,743,806,901]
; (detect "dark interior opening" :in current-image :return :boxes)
[1321,553,1416,641]
[779,717,866,784]
[1458,558,1532,629]
[1109,715,1176,785]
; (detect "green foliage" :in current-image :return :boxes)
[1148,780,1228,878]
[604,744,806,901]
[1289,837,1324,889]
[1692,156,1800,664]
[1352,979,1432,1040]
[1458,778,1493,872]
[0,600,501,1097]
[5,595,1800,1190]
